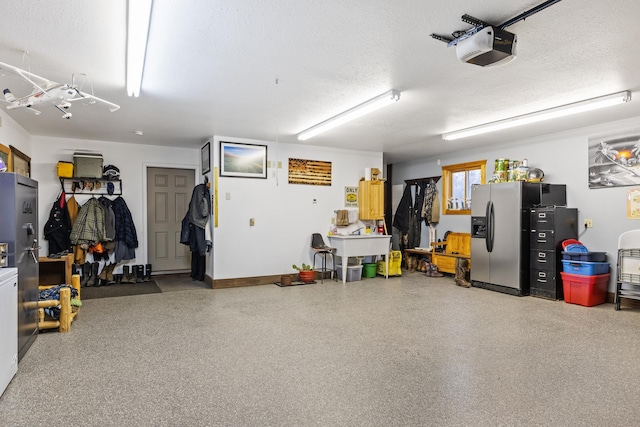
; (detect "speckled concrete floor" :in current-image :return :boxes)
[2,272,640,426]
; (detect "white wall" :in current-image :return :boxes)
[391,115,640,292]
[31,136,200,270]
[25,132,381,282]
[0,110,32,161]
[212,135,382,280]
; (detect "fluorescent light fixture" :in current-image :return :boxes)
[442,91,632,141]
[297,89,401,141]
[126,0,153,97]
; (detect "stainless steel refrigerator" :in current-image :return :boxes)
[0,173,39,361]
[470,182,541,296]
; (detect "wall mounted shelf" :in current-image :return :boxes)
[59,178,122,196]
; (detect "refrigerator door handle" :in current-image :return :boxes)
[486,201,494,252]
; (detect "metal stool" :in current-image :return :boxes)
[311,233,336,283]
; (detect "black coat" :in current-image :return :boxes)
[44,194,72,255]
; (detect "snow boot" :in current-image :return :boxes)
[135,265,145,283]
[80,262,92,287]
[144,264,152,282]
[86,262,100,287]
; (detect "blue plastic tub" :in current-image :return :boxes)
[561,251,607,262]
[561,260,610,276]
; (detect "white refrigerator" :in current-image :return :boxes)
[0,267,18,397]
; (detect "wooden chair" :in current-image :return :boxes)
[431,232,471,275]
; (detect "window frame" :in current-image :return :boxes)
[441,160,487,215]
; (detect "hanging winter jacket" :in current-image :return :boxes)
[43,192,72,255]
[69,198,105,248]
[111,196,138,262]
[393,184,413,233]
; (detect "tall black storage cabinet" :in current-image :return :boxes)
[529,207,578,300]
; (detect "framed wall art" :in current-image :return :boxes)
[0,143,10,172]
[201,141,211,174]
[288,158,332,186]
[9,145,30,177]
[589,131,640,189]
[220,141,267,179]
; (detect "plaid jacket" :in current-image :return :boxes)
[69,198,105,246]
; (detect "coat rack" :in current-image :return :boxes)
[405,176,441,186]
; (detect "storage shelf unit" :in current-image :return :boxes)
[358,180,384,220]
[60,178,122,195]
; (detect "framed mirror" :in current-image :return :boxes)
[9,145,30,177]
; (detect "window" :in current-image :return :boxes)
[442,160,486,215]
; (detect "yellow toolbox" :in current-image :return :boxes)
[56,161,74,178]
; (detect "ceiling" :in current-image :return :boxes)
[1,0,640,164]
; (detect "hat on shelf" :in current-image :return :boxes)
[107,182,115,195]
[103,164,120,180]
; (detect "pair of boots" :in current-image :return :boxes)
[78,262,100,287]
[121,264,152,284]
[98,263,116,286]
[455,258,471,287]
[425,262,444,277]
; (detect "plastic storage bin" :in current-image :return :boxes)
[73,152,103,178]
[561,260,609,275]
[561,251,606,262]
[377,250,402,276]
[560,272,609,306]
[336,265,362,282]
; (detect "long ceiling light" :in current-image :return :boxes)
[297,89,401,141]
[126,0,153,97]
[442,91,632,141]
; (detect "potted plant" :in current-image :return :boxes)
[292,263,315,283]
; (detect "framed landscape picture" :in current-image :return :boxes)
[220,141,267,179]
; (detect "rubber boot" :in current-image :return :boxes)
[72,263,81,276]
[122,265,132,284]
[144,264,152,282]
[105,263,116,285]
[97,263,108,286]
[136,265,145,283]
[455,259,471,287]
[80,262,92,287]
[87,262,100,287]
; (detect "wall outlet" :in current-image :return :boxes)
[250,218,255,226]
[584,219,593,228]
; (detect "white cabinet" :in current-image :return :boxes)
[0,268,18,397]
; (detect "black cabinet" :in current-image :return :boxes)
[529,207,578,300]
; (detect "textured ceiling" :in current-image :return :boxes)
[1,0,639,163]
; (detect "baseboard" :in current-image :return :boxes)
[212,274,283,289]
